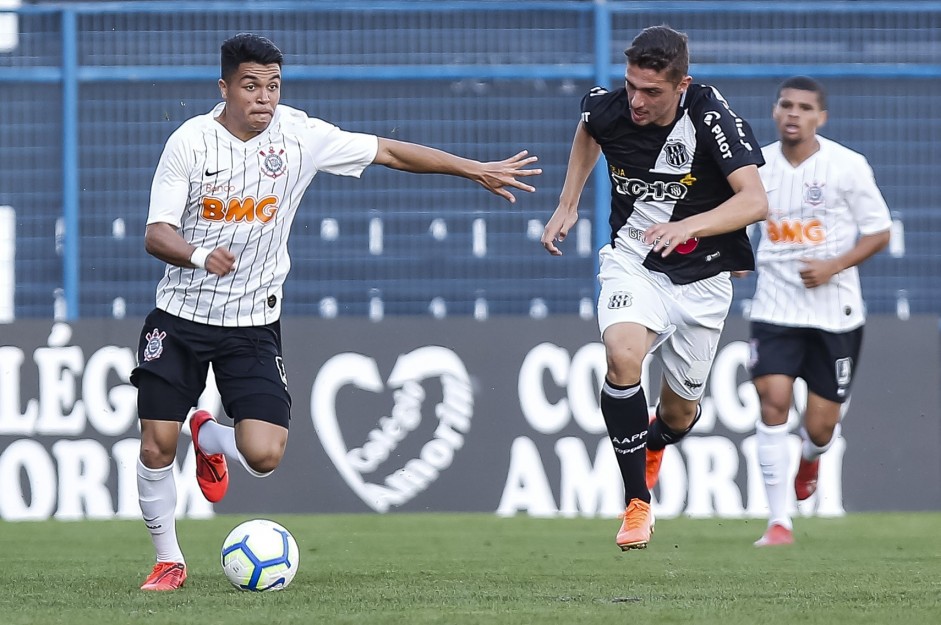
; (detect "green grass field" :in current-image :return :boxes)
[2,513,940,625]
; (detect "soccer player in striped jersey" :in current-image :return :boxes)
[132,33,541,590]
[541,25,767,550]
[749,76,891,547]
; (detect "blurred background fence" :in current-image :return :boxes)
[1,0,938,321]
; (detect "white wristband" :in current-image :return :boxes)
[189,247,211,269]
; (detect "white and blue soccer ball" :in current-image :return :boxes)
[221,519,299,591]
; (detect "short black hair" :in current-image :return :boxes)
[220,33,284,81]
[777,76,828,110]
[624,25,689,83]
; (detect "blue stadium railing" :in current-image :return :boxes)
[2,1,940,320]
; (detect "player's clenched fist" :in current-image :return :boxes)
[205,248,237,277]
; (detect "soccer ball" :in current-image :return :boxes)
[220,519,299,591]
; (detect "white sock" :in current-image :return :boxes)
[756,422,792,530]
[195,417,270,476]
[137,459,184,563]
[195,418,239,457]
[800,423,841,461]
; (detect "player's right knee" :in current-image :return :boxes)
[139,418,182,468]
[602,334,647,386]
[605,356,643,387]
[758,392,790,425]
[759,404,790,426]
[139,443,176,469]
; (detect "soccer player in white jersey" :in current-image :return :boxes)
[541,25,767,550]
[749,76,891,547]
[132,33,541,590]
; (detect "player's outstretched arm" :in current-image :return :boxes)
[373,138,541,203]
[144,222,236,277]
[542,122,601,256]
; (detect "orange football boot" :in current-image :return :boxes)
[794,457,820,501]
[190,410,229,503]
[646,447,665,490]
[646,414,664,490]
[754,523,794,547]
[140,561,187,590]
[616,499,654,550]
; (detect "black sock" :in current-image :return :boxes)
[600,380,650,505]
[647,404,702,451]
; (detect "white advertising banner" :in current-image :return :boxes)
[0,316,938,521]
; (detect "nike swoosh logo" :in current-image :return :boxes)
[205,168,227,177]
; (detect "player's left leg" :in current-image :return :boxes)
[189,410,230,502]
[647,270,732,491]
[797,326,862,500]
[794,393,842,500]
[645,381,702,489]
[232,400,289,475]
[195,397,290,478]
[202,320,292,483]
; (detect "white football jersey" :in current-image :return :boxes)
[147,103,379,326]
[750,135,891,331]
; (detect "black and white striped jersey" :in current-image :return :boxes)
[146,103,379,327]
[580,84,764,284]
[751,136,891,331]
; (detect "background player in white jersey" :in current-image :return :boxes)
[541,25,767,550]
[132,33,541,590]
[749,76,891,547]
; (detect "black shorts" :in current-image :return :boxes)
[749,321,863,403]
[130,308,291,426]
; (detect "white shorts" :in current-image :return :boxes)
[597,244,733,400]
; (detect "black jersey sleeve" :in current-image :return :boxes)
[689,85,764,177]
[579,86,624,144]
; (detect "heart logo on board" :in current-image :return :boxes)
[311,346,474,512]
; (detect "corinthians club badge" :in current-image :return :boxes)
[804,181,825,206]
[143,328,166,361]
[259,146,287,179]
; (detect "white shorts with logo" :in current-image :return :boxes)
[597,244,733,400]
